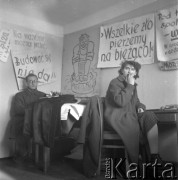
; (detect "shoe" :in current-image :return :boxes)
[13,156,25,164]
[13,154,34,167]
[65,144,83,159]
[150,154,164,165]
[71,144,83,153]
[149,154,165,179]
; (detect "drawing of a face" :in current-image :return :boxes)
[79,34,89,49]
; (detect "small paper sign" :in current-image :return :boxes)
[0,29,11,62]
[159,59,178,71]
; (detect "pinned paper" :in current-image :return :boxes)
[0,29,11,62]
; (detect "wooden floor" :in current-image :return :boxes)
[0,156,177,180]
[0,157,107,180]
[0,137,123,180]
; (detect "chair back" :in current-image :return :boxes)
[96,97,127,176]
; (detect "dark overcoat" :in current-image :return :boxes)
[11,88,45,138]
[104,75,146,163]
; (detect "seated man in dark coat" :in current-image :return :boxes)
[12,73,45,161]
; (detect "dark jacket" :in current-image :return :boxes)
[77,96,103,177]
[14,88,45,116]
[11,88,45,138]
[24,95,77,147]
[104,75,146,163]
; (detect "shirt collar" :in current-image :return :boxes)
[26,88,38,94]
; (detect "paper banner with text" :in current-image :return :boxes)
[158,59,178,71]
[97,14,154,68]
[11,29,57,89]
[0,29,11,62]
[156,6,178,62]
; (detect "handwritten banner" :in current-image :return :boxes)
[0,29,11,62]
[156,6,178,61]
[11,29,57,90]
[159,60,178,71]
[12,29,47,51]
[97,14,154,68]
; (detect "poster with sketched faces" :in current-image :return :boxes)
[62,33,100,97]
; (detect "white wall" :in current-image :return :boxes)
[64,0,157,34]
[63,0,178,109]
[0,8,63,157]
[99,0,178,109]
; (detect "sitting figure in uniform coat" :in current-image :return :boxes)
[12,73,45,162]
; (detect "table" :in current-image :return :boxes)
[24,95,77,147]
[151,109,178,163]
[23,95,82,172]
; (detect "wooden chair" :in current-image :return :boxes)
[34,136,76,172]
[34,115,78,172]
[96,97,129,177]
[96,97,149,178]
[96,128,129,178]
[35,144,50,172]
